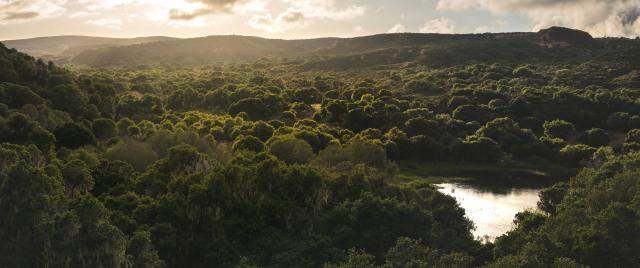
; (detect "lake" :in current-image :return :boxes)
[435,181,543,241]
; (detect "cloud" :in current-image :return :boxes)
[82,0,131,11]
[387,23,406,33]
[170,8,212,20]
[249,0,364,32]
[4,11,39,20]
[86,18,123,30]
[436,0,640,37]
[419,17,456,34]
[0,0,66,24]
[73,0,236,23]
[69,11,93,19]
[249,7,308,32]
[169,0,249,20]
[436,0,478,11]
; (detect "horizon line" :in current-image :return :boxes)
[0,26,610,42]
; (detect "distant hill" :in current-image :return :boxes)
[68,32,542,67]
[4,27,639,69]
[2,35,177,60]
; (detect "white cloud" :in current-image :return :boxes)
[0,0,66,24]
[232,0,267,14]
[249,7,309,32]
[353,25,363,32]
[387,23,405,33]
[159,0,266,20]
[86,18,122,30]
[249,0,364,32]
[69,11,92,18]
[1,0,365,32]
[436,0,478,11]
[74,0,239,26]
[168,0,246,20]
[82,0,132,11]
[436,0,640,37]
[419,17,456,34]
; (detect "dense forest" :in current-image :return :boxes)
[1,27,640,267]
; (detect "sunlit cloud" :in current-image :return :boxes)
[1,0,638,39]
[419,17,456,34]
[436,0,640,37]
[0,0,66,24]
[81,0,131,11]
[162,0,267,21]
[249,8,308,32]
[387,23,405,33]
[248,0,365,33]
[168,0,245,20]
[69,11,92,18]
[86,18,122,30]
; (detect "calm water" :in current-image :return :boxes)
[435,182,543,241]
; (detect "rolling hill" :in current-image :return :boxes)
[2,35,177,60]
[3,27,639,70]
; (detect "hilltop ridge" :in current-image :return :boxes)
[3,35,177,59]
[3,27,638,69]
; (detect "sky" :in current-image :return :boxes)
[1,0,639,40]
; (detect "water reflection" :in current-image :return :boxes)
[435,182,542,241]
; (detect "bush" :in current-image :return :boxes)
[228,98,271,121]
[404,80,440,94]
[61,159,94,194]
[232,135,265,152]
[558,144,596,166]
[92,118,118,140]
[625,129,640,143]
[105,139,159,171]
[512,65,534,77]
[292,88,322,104]
[543,119,575,140]
[580,128,610,147]
[315,140,388,170]
[452,104,494,123]
[268,136,313,164]
[0,113,55,152]
[607,112,631,131]
[54,123,97,149]
[0,82,44,108]
[116,118,135,136]
[453,136,502,163]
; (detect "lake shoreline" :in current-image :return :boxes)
[435,181,543,242]
[394,160,577,188]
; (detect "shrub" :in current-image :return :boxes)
[232,135,265,152]
[54,123,97,149]
[92,118,118,140]
[268,136,313,164]
[580,128,610,147]
[558,144,596,166]
[105,139,159,171]
[543,119,575,140]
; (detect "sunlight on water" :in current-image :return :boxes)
[436,183,541,241]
